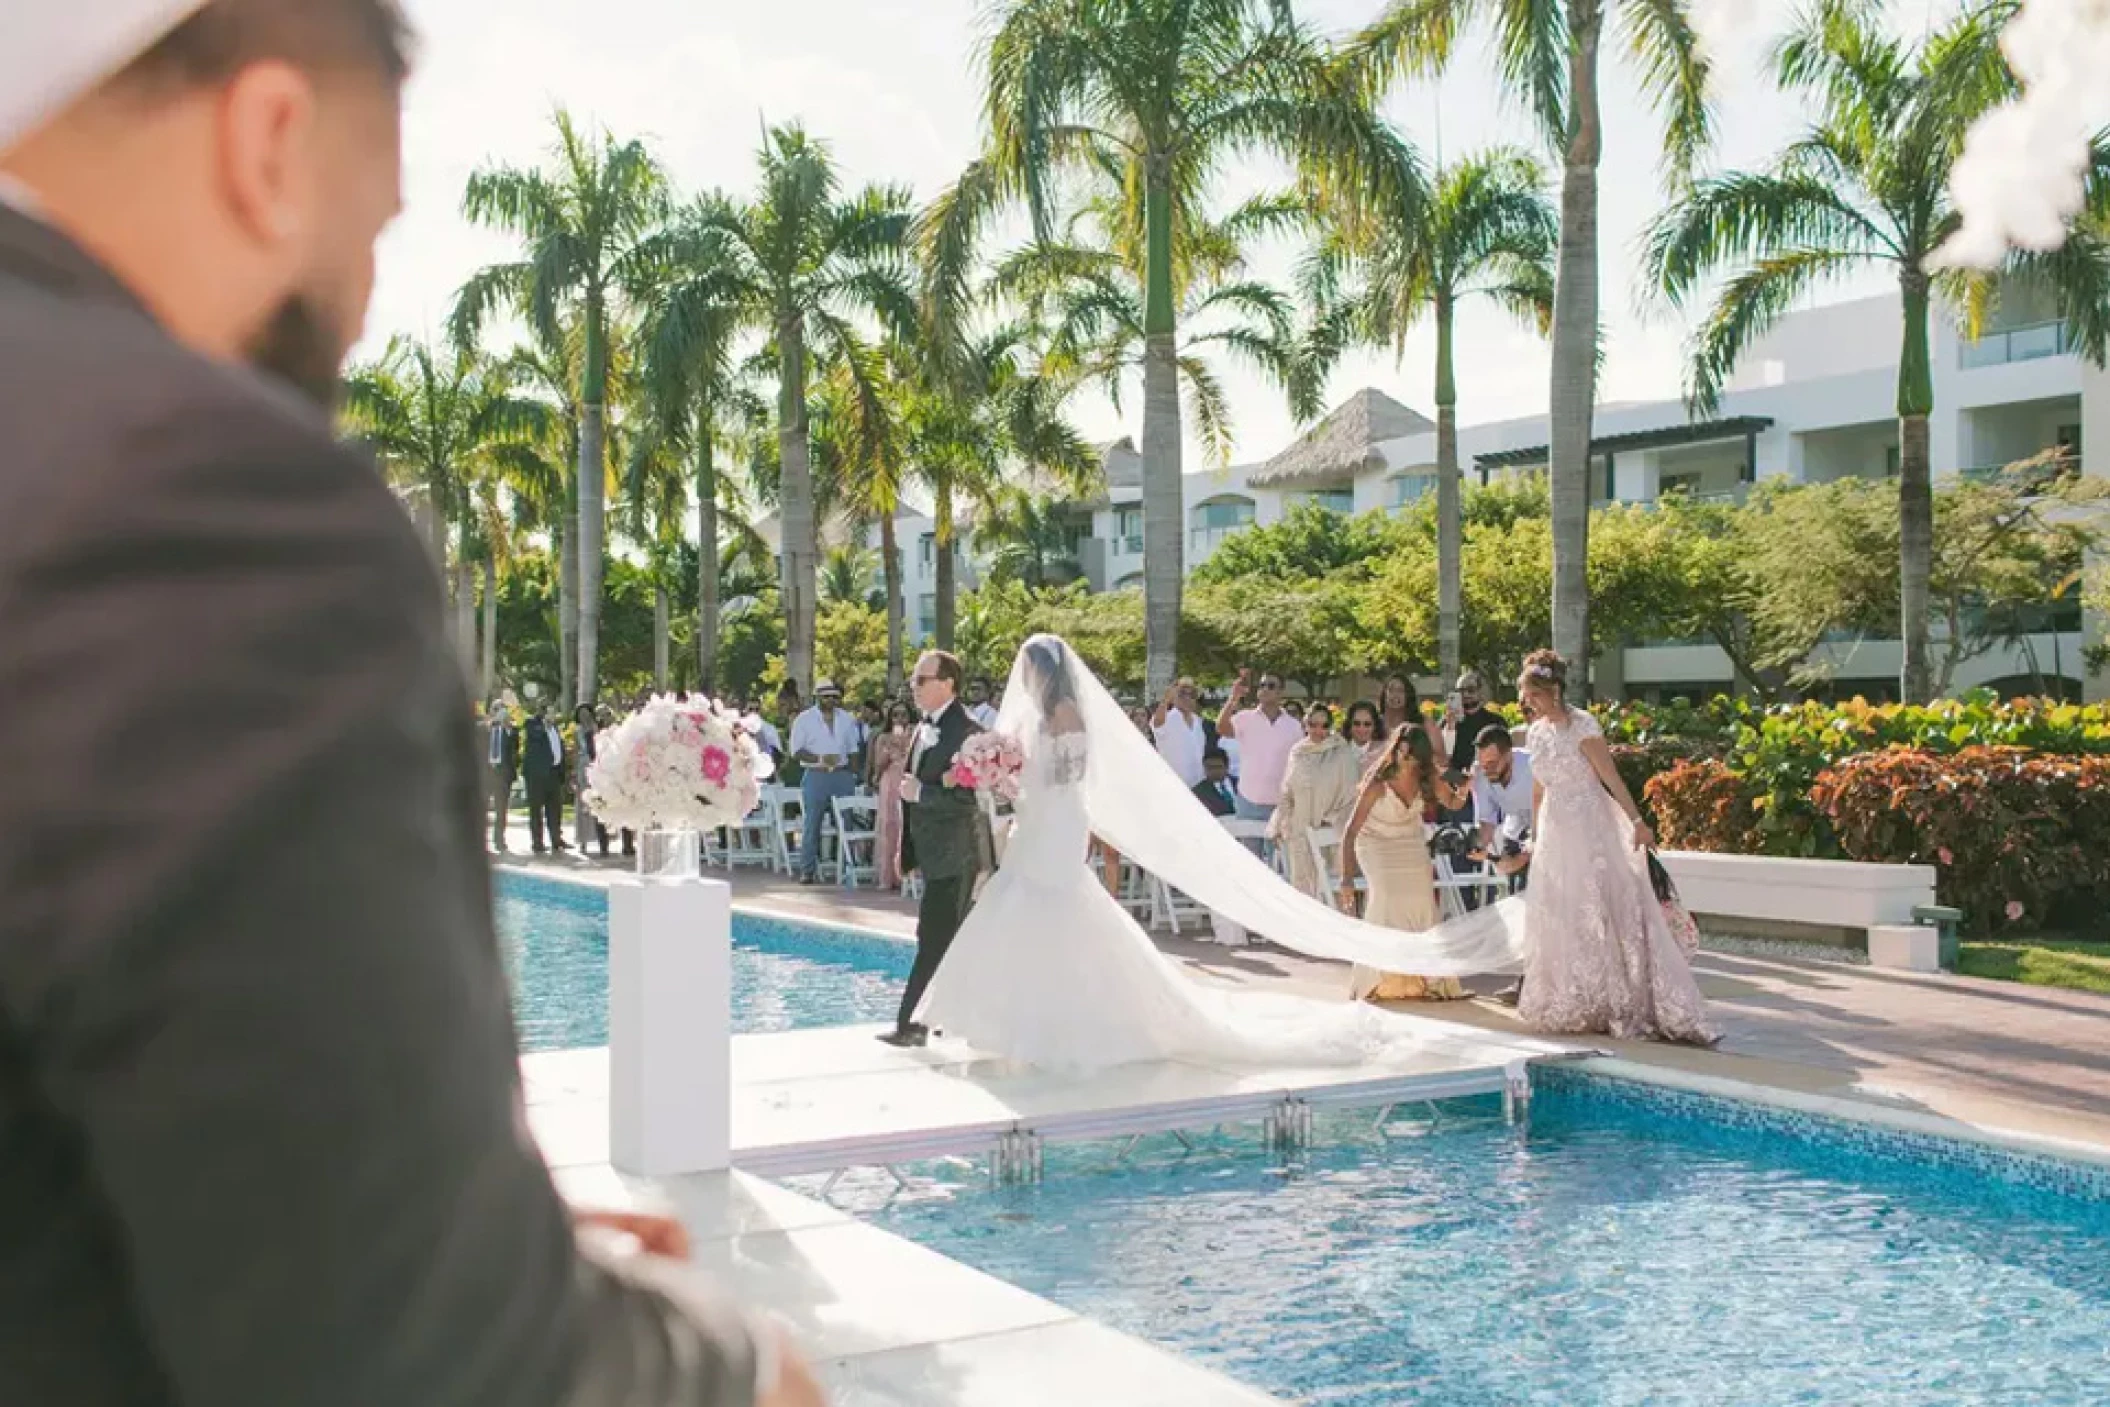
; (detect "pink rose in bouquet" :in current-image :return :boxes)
[948,730,1026,804]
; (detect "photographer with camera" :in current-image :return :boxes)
[1467,724,1534,889]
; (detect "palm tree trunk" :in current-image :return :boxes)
[576,308,609,709]
[480,554,498,702]
[777,314,819,694]
[1140,155,1184,698]
[935,483,958,651]
[1898,269,1936,704]
[1547,0,1603,697]
[652,582,671,690]
[1435,289,1463,686]
[420,482,449,577]
[697,431,721,694]
[880,510,905,694]
[452,552,476,679]
[557,503,578,713]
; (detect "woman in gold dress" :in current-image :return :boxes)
[1337,719,1471,1001]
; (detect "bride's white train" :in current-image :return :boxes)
[917,635,1531,1072]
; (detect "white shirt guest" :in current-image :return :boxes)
[1150,676,1208,788]
[1470,736,1535,849]
[787,698,862,768]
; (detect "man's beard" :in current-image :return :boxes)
[246,294,350,411]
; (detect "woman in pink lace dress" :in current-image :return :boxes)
[868,701,916,890]
[1515,650,1718,1046]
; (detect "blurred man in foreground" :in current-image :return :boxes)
[0,3,818,1403]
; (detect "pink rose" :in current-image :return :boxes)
[2005,900,2025,922]
[1937,847,1954,866]
[701,744,731,787]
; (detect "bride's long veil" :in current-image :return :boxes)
[996,635,1529,977]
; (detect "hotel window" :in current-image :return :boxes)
[1296,489,1356,515]
[1389,475,1434,507]
[1115,507,1144,555]
[1190,497,1256,554]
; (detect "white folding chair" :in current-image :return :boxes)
[721,804,776,869]
[1431,843,1505,920]
[766,785,803,875]
[1305,825,1367,907]
[833,795,879,889]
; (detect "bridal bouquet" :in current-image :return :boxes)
[948,730,1026,804]
[584,694,774,833]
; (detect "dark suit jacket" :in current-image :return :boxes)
[0,206,762,1404]
[487,719,521,776]
[1192,776,1239,817]
[902,699,983,880]
[521,719,565,783]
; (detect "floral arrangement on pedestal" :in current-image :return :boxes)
[948,730,1026,804]
[584,694,774,834]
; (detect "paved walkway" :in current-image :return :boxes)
[501,830,2110,1151]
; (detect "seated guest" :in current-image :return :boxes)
[1192,750,1238,817]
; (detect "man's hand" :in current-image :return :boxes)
[898,776,923,804]
[573,1209,691,1261]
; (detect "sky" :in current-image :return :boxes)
[361,0,1898,470]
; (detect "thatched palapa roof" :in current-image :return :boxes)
[1250,388,1433,489]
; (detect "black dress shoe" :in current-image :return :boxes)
[876,1028,928,1049]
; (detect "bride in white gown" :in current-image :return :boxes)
[917,636,1531,1071]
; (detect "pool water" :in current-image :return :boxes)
[493,872,910,1051]
[820,1073,2110,1407]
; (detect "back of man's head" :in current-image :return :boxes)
[3,0,412,404]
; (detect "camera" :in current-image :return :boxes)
[1429,823,1475,861]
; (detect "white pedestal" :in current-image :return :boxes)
[1867,923,1942,974]
[608,875,732,1175]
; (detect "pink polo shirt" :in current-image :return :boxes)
[1230,708,1303,806]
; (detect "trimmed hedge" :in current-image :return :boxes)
[1644,759,1763,855]
[1812,748,2110,935]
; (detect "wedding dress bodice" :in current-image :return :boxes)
[1006,730,1092,874]
[1527,709,1602,829]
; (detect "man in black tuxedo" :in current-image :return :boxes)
[1192,750,1238,817]
[520,703,568,854]
[0,2,814,1403]
[886,649,983,1048]
[485,699,520,852]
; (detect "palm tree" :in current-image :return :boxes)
[342,337,550,676]
[1350,0,1713,693]
[452,110,670,710]
[977,487,1087,589]
[943,0,1410,694]
[1644,0,2110,702]
[1306,147,1557,684]
[819,544,881,608]
[669,124,916,695]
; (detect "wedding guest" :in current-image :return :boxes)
[1445,670,1506,775]
[1339,722,1471,1002]
[1378,674,1416,738]
[1192,750,1238,817]
[522,703,568,855]
[486,698,519,853]
[571,703,610,856]
[789,679,860,883]
[0,4,818,1401]
[1284,698,1306,722]
[1470,725,1534,877]
[867,700,916,890]
[1342,700,1385,770]
[1150,676,1209,788]
[1270,705,1362,899]
[966,676,1000,729]
[1216,668,1301,829]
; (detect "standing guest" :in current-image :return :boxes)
[788,679,859,884]
[1338,724,1471,1002]
[1445,671,1506,776]
[522,703,568,855]
[1513,651,1718,1045]
[571,703,609,857]
[867,700,916,890]
[485,697,519,853]
[1284,698,1306,722]
[1269,705,1362,899]
[1378,675,1419,740]
[1191,750,1238,817]
[1215,669,1302,829]
[965,676,1000,729]
[1342,700,1385,769]
[0,3,820,1402]
[1150,675,1209,788]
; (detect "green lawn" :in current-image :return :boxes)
[1956,940,2110,995]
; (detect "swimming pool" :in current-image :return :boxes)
[493,871,910,1051]
[816,1068,2110,1407]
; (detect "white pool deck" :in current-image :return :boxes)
[528,1016,1565,1404]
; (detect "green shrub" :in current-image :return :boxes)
[1612,738,1724,827]
[1811,748,2110,934]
